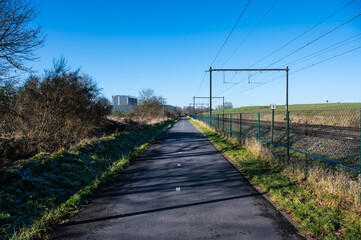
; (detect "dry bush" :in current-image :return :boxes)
[0,59,112,165]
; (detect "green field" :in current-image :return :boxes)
[212,102,361,114]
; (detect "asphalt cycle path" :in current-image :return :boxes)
[52,117,303,240]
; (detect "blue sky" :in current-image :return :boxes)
[32,0,361,108]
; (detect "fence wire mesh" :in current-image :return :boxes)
[193,108,361,173]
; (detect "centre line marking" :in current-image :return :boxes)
[177,164,181,167]
[176,187,181,191]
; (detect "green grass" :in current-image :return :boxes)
[212,102,361,114]
[189,118,361,240]
[0,119,176,240]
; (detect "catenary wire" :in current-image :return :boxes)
[210,0,251,67]
[248,0,356,68]
[194,72,208,96]
[216,5,359,98]
[222,36,361,98]
[222,0,280,67]
[220,8,361,96]
[264,8,361,69]
[225,45,361,98]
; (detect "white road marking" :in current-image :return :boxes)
[177,164,181,167]
[176,187,181,191]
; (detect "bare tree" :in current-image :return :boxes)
[135,88,163,119]
[0,0,45,150]
[224,102,233,109]
[0,0,45,81]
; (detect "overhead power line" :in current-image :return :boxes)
[225,45,361,98]
[210,0,251,67]
[194,72,208,96]
[249,0,356,68]
[286,33,361,67]
[216,2,358,98]
[222,0,280,67]
[225,2,359,93]
[264,8,361,69]
[222,34,361,98]
[202,0,360,102]
[242,32,361,87]
[292,45,361,73]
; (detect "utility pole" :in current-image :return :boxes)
[209,67,213,125]
[222,96,225,116]
[206,67,289,113]
[206,67,290,161]
[286,66,289,114]
[286,66,290,163]
[193,96,195,115]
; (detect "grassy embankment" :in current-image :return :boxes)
[0,119,176,240]
[189,118,360,240]
[213,102,361,114]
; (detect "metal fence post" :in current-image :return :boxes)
[257,112,260,140]
[287,111,290,164]
[239,113,242,135]
[271,109,275,147]
[230,113,232,137]
[222,112,225,133]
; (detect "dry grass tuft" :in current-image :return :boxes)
[307,166,361,208]
[243,138,273,162]
[246,137,361,209]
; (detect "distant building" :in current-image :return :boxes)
[112,95,137,113]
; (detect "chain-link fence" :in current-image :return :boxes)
[192,109,361,174]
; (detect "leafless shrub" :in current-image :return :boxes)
[132,88,163,120]
[0,58,112,165]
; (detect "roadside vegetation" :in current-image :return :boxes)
[212,102,361,114]
[0,119,176,239]
[0,2,180,239]
[112,88,184,121]
[0,0,114,167]
[189,118,361,240]
[0,59,112,166]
